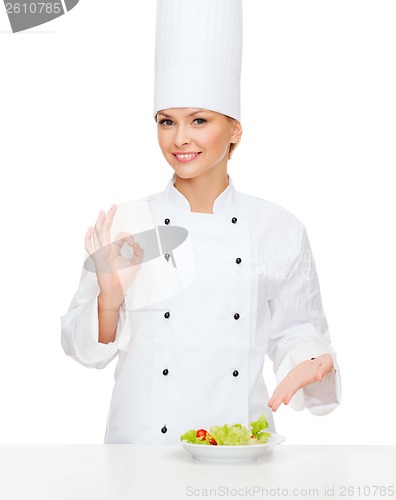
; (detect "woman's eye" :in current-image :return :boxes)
[158,118,207,126]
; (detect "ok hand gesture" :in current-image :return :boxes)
[84,205,144,304]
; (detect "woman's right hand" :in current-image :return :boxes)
[84,205,145,305]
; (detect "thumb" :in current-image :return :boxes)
[111,232,136,257]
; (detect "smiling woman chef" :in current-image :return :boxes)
[61,0,341,444]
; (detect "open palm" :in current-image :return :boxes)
[268,354,334,412]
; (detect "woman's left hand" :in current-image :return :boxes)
[268,354,334,412]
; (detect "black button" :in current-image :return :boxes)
[234,313,240,320]
[164,311,170,319]
[233,370,239,377]
[236,257,242,264]
[231,217,237,224]
[162,369,169,376]
[161,426,167,434]
[164,218,170,225]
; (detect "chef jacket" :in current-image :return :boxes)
[61,173,341,444]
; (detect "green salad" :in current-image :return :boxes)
[180,413,271,446]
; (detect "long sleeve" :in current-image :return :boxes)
[61,259,131,369]
[266,226,341,414]
[60,197,158,370]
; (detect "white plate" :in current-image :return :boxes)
[181,434,286,463]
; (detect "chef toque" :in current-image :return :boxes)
[154,0,243,122]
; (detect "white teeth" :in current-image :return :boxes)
[176,153,198,159]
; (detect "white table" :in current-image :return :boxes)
[1,445,395,500]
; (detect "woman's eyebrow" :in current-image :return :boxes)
[157,110,206,118]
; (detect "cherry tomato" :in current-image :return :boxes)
[196,429,208,440]
[208,437,217,445]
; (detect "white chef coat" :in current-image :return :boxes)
[61,173,341,444]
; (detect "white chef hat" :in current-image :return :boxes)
[153,0,243,122]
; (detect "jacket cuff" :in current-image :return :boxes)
[71,295,128,369]
[275,344,341,414]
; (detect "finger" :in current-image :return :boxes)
[273,386,297,411]
[283,390,295,406]
[315,353,333,369]
[112,232,135,258]
[131,242,145,265]
[113,231,134,247]
[315,364,326,382]
[125,234,136,248]
[84,227,94,255]
[315,355,334,381]
[268,384,284,403]
[102,204,117,246]
[268,395,283,412]
[113,231,135,250]
[268,385,285,411]
[93,210,105,249]
[323,354,334,374]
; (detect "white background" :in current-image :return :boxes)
[0,0,395,445]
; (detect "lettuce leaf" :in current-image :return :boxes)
[179,429,214,445]
[250,413,269,437]
[180,414,271,445]
[209,423,252,445]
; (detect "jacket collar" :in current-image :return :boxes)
[165,172,237,214]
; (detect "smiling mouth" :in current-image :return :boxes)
[173,152,202,162]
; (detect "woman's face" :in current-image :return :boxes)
[156,108,242,180]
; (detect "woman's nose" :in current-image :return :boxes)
[174,126,191,148]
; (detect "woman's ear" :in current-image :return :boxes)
[230,119,243,144]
